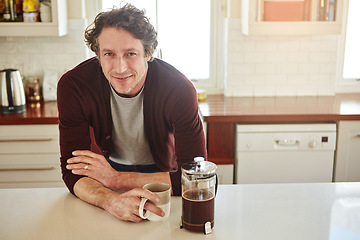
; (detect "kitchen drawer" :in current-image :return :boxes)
[0,154,64,188]
[0,153,59,168]
[0,140,59,154]
[0,124,63,188]
[0,124,59,154]
[0,163,62,183]
[0,124,58,137]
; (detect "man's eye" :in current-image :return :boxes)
[128,52,137,56]
[104,53,113,56]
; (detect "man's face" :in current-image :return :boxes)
[98,27,151,97]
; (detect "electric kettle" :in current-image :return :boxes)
[0,69,26,114]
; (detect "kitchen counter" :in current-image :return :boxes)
[0,101,58,125]
[1,94,359,125]
[199,94,360,165]
[199,93,360,122]
[1,183,360,240]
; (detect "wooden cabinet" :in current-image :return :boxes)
[334,121,360,182]
[0,0,67,36]
[206,122,234,184]
[0,124,64,188]
[241,0,343,35]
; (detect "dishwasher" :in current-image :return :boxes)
[235,124,337,184]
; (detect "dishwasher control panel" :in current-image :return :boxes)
[236,124,336,151]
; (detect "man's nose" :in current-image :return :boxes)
[115,57,128,73]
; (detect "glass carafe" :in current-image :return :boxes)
[181,157,217,234]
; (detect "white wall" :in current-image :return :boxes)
[224,19,340,97]
[0,19,90,81]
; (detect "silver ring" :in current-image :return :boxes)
[84,165,89,170]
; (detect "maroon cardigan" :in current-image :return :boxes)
[57,57,207,196]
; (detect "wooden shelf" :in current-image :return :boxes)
[0,0,67,37]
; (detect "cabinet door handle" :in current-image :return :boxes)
[0,138,53,142]
[0,166,55,171]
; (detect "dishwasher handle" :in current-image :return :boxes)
[275,139,299,146]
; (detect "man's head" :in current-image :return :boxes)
[85,4,158,97]
[84,3,158,61]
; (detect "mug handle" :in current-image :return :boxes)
[139,197,151,219]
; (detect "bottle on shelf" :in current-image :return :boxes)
[23,0,40,22]
[3,0,12,22]
[0,0,4,22]
[15,0,23,22]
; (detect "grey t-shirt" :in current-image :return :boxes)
[109,86,154,165]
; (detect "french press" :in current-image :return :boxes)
[181,157,217,234]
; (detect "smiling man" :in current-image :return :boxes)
[57,4,206,222]
[99,27,150,96]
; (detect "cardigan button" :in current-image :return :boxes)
[105,135,110,140]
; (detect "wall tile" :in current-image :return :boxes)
[0,19,89,81]
[225,18,339,96]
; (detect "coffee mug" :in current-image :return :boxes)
[139,182,171,221]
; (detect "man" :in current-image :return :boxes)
[57,4,206,222]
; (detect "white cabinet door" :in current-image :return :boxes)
[334,121,360,182]
[0,124,64,188]
[216,164,234,184]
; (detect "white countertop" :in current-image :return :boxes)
[1,183,360,240]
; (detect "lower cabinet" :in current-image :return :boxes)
[0,124,64,188]
[205,122,235,184]
[334,121,360,182]
[216,164,234,184]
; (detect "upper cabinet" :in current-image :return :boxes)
[241,0,343,35]
[0,0,67,37]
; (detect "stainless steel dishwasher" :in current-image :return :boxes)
[235,124,337,184]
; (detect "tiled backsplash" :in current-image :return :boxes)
[0,19,92,81]
[224,19,340,96]
[0,18,341,97]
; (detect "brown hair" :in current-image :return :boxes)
[84,3,158,61]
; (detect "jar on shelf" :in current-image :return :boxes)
[23,0,40,22]
[25,77,43,102]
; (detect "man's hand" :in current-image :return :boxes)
[67,150,172,222]
[104,187,165,222]
[66,150,117,188]
[74,177,165,223]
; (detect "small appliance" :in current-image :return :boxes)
[0,69,26,114]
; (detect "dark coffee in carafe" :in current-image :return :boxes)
[182,189,215,232]
[181,157,217,234]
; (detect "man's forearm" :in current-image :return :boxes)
[109,171,171,191]
[72,171,172,208]
[73,176,167,222]
[73,177,116,210]
[67,150,172,193]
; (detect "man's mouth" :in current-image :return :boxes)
[114,75,132,81]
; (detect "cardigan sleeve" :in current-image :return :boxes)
[57,73,91,195]
[143,59,207,196]
[168,81,207,196]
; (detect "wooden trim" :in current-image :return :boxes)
[204,115,360,123]
[208,158,234,165]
